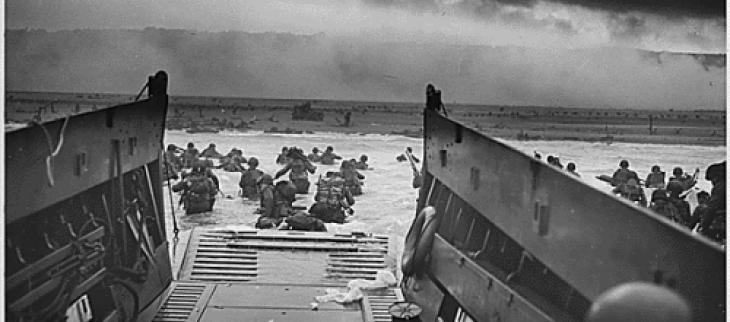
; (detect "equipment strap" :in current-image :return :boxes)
[163,154,180,241]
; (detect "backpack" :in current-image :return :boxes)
[189,175,211,196]
[240,169,263,189]
[285,213,327,231]
[316,177,346,207]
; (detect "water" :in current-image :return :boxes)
[162,130,725,274]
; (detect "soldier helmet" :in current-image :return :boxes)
[619,160,629,168]
[312,147,319,153]
[705,161,725,181]
[360,155,368,162]
[248,157,259,167]
[586,282,691,322]
[288,148,305,160]
[673,167,683,176]
[187,142,195,148]
[651,165,660,172]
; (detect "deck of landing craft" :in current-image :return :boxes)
[151,228,401,322]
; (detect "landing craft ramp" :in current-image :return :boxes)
[149,229,401,322]
[403,109,725,322]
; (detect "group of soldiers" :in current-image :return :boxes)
[530,148,726,244]
[534,152,581,177]
[163,142,372,232]
[164,143,226,215]
[609,159,726,243]
[255,146,370,230]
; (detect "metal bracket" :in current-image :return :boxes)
[75,152,88,176]
[533,201,550,236]
[128,137,138,156]
[59,214,78,238]
[470,167,480,191]
[43,233,57,250]
[15,247,27,265]
[470,229,491,259]
[506,251,534,283]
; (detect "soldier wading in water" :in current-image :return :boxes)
[275,147,316,194]
[172,165,217,215]
[309,172,355,224]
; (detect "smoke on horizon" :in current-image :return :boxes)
[5,28,725,110]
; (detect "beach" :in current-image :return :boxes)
[5,91,726,146]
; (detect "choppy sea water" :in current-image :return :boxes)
[162,130,725,275]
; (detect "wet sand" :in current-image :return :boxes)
[5,91,726,146]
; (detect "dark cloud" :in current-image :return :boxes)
[550,0,724,19]
[361,0,725,19]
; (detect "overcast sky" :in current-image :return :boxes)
[6,0,726,53]
[5,1,726,109]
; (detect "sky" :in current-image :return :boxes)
[6,0,725,53]
[4,0,727,109]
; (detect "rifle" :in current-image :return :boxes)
[404,148,420,175]
[405,147,420,163]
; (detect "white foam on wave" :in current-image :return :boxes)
[210,129,423,141]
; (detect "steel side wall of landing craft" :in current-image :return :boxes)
[419,109,725,321]
[5,98,168,223]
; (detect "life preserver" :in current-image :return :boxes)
[402,206,439,276]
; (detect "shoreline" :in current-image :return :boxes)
[166,126,727,147]
[6,91,726,147]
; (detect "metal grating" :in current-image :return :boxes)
[179,229,391,284]
[152,283,208,322]
[366,288,404,322]
[326,252,388,280]
[183,232,258,282]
